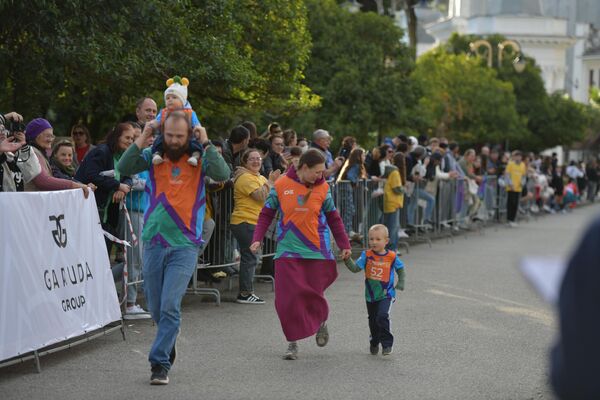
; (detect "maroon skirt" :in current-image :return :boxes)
[274,258,338,341]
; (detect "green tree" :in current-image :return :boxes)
[412,49,526,145]
[444,33,589,151]
[0,0,313,139]
[286,0,420,147]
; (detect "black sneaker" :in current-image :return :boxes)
[382,346,393,356]
[316,322,329,347]
[236,293,265,304]
[370,344,379,355]
[150,365,169,385]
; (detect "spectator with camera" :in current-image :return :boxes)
[24,118,91,197]
[0,112,42,192]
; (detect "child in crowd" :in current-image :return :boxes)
[151,75,203,166]
[344,224,405,356]
[50,140,78,181]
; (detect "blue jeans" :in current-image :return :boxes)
[383,210,399,251]
[407,189,435,225]
[143,242,199,370]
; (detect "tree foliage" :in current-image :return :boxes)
[0,0,313,138]
[285,0,420,147]
[412,48,526,145]
[443,33,590,150]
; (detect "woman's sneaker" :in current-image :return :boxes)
[236,293,265,304]
[316,322,329,347]
[382,346,393,356]
[284,342,298,360]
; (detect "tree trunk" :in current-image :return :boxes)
[405,0,418,59]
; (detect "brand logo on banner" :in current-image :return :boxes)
[49,214,68,248]
[0,190,121,362]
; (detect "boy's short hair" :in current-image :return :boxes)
[369,224,389,238]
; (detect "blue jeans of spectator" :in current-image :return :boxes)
[143,242,199,371]
[407,188,435,225]
[231,222,257,294]
[366,297,394,348]
[383,210,399,251]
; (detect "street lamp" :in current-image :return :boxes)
[469,38,526,73]
[498,40,526,73]
[469,40,492,68]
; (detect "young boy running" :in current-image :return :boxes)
[344,224,405,355]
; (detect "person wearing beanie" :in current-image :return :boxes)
[150,75,204,167]
[24,118,92,197]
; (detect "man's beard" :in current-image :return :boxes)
[164,142,189,161]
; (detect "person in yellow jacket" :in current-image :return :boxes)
[382,152,406,251]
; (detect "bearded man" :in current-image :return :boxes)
[118,111,229,385]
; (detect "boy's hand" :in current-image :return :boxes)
[341,248,352,260]
[395,282,405,291]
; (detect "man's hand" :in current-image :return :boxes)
[250,241,261,254]
[449,171,459,178]
[113,190,125,203]
[4,112,23,122]
[12,132,26,146]
[341,248,352,260]
[137,120,156,149]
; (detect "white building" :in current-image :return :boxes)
[424,0,600,101]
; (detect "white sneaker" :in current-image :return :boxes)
[397,229,409,239]
[124,304,151,320]
[507,221,518,228]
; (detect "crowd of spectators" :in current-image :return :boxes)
[2,105,599,315]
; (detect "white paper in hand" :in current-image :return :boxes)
[519,257,568,305]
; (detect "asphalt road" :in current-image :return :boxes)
[2,205,598,400]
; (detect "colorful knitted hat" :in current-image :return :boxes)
[164,76,189,107]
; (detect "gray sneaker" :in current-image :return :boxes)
[382,346,393,356]
[316,322,329,347]
[370,344,379,355]
[284,342,298,360]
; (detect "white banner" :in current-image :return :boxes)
[0,189,121,362]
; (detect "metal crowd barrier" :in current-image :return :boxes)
[113,174,512,310]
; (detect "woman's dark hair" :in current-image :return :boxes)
[341,136,356,150]
[342,148,366,180]
[397,142,409,153]
[289,146,302,157]
[241,121,257,139]
[240,148,261,167]
[392,152,406,185]
[282,129,297,146]
[298,148,326,169]
[379,144,391,157]
[269,133,284,143]
[104,122,134,153]
[70,123,92,145]
[248,138,270,154]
